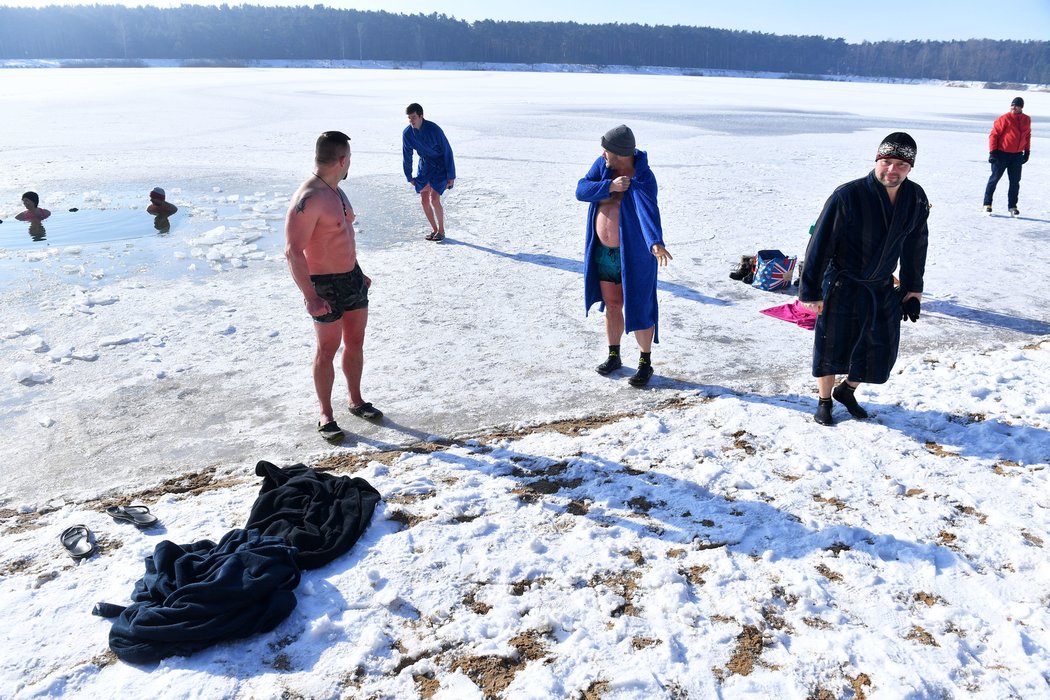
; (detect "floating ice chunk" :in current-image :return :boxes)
[38,415,55,428]
[71,350,99,361]
[189,226,232,246]
[63,246,82,256]
[4,324,33,339]
[47,344,74,361]
[212,186,223,193]
[99,332,144,347]
[11,363,52,385]
[83,293,118,307]
[174,251,187,260]
[25,335,49,353]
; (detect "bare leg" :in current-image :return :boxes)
[817,374,835,399]
[599,281,624,345]
[634,326,655,353]
[312,321,344,424]
[430,190,445,234]
[419,185,439,233]
[341,307,368,407]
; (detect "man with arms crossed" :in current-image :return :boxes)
[285,131,382,442]
[799,132,929,426]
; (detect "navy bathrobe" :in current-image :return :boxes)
[799,171,929,383]
[576,150,665,342]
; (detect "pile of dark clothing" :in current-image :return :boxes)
[97,461,381,664]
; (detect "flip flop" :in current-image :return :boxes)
[425,231,439,241]
[318,420,345,441]
[60,525,96,559]
[349,402,383,420]
[106,505,159,528]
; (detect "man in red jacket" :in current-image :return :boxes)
[984,96,1032,217]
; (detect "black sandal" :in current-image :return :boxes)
[349,402,383,420]
[317,420,345,441]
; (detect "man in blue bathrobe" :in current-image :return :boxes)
[576,125,672,387]
[799,132,929,426]
[403,103,456,241]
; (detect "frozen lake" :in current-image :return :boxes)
[0,67,1046,504]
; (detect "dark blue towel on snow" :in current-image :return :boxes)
[245,460,381,570]
[108,528,300,664]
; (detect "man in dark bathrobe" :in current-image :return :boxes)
[799,132,929,425]
[577,125,673,387]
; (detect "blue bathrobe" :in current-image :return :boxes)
[576,150,665,342]
[800,171,929,383]
[403,120,456,194]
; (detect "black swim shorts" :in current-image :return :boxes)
[310,264,368,323]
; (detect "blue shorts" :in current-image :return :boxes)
[310,264,368,323]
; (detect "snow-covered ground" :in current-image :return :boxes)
[0,68,1047,698]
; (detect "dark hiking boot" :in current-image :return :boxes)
[729,255,754,281]
[832,382,868,419]
[628,361,654,387]
[814,398,834,426]
[1009,207,1020,217]
[983,204,992,214]
[596,354,622,376]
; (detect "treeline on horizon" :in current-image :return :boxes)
[1,5,1048,83]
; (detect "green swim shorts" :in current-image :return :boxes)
[596,241,622,284]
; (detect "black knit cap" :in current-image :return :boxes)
[602,124,636,156]
[1011,96,1025,108]
[875,132,917,166]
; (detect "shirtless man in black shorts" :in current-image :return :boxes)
[285,130,382,441]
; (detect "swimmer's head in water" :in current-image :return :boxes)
[150,187,166,201]
[21,191,39,207]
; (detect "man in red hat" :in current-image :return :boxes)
[147,187,178,216]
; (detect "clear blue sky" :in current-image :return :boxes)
[4,0,1049,43]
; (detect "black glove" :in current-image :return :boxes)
[989,150,1002,164]
[902,296,921,322]
[1022,150,1030,164]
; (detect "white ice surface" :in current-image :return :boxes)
[0,68,1047,698]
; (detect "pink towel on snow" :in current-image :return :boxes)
[759,300,817,330]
